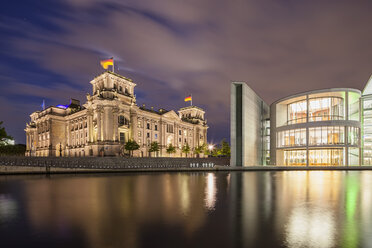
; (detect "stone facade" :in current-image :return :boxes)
[25,71,208,157]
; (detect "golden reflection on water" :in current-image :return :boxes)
[22,173,217,248]
[2,171,372,247]
[204,173,217,210]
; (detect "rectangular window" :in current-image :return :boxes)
[155,133,158,139]
[155,125,158,131]
[147,123,150,129]
[179,130,182,135]
[166,124,174,133]
[287,100,307,125]
[120,132,125,142]
[277,128,306,148]
[147,133,150,138]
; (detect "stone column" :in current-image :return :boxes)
[104,106,112,141]
[97,108,102,141]
[67,121,70,147]
[130,110,138,142]
[26,133,29,151]
[112,108,118,141]
[87,111,93,143]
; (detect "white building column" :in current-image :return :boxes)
[97,109,102,141]
[113,108,118,141]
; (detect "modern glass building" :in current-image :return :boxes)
[270,89,361,166]
[231,75,372,166]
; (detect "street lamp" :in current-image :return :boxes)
[208,144,214,151]
[208,144,214,157]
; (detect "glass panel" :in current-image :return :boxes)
[348,127,360,146]
[309,149,344,166]
[348,91,360,121]
[348,147,359,166]
[309,97,344,122]
[284,150,307,166]
[277,128,307,148]
[287,100,307,125]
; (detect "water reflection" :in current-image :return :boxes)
[1,171,372,247]
[204,173,217,210]
[0,195,17,222]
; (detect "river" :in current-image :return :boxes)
[1,171,372,247]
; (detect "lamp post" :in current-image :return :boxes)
[208,144,214,157]
[59,142,62,157]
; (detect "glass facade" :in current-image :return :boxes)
[274,89,362,166]
[309,126,345,146]
[363,99,372,165]
[288,100,307,125]
[348,127,359,145]
[309,149,344,166]
[277,129,306,148]
[284,150,307,166]
[309,97,344,122]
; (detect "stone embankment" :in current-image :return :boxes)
[0,156,230,175]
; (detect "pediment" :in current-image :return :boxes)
[162,110,180,120]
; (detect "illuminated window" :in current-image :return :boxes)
[309,97,344,122]
[277,128,306,148]
[348,127,359,145]
[288,100,307,124]
[309,149,343,166]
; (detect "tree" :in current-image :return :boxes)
[166,144,176,157]
[194,143,206,158]
[220,139,231,157]
[149,141,160,157]
[0,121,12,146]
[182,143,191,157]
[124,139,140,157]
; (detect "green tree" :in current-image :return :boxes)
[182,143,191,157]
[0,121,12,146]
[166,144,176,157]
[220,139,231,157]
[149,141,160,157]
[194,143,206,158]
[0,144,26,156]
[124,139,140,157]
[211,147,222,157]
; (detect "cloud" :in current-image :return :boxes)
[1,0,372,144]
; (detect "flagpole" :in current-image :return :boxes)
[112,57,114,73]
[191,94,192,106]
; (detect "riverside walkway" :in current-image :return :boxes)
[1,156,372,175]
[0,156,230,175]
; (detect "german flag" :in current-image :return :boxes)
[100,58,114,69]
[184,95,192,102]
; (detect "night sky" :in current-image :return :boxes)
[0,0,371,144]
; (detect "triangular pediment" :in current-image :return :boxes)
[362,75,372,96]
[162,110,180,120]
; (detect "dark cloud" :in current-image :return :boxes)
[0,0,371,144]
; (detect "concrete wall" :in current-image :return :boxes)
[231,82,269,166]
[0,156,230,171]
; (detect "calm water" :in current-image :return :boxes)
[1,171,372,248]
